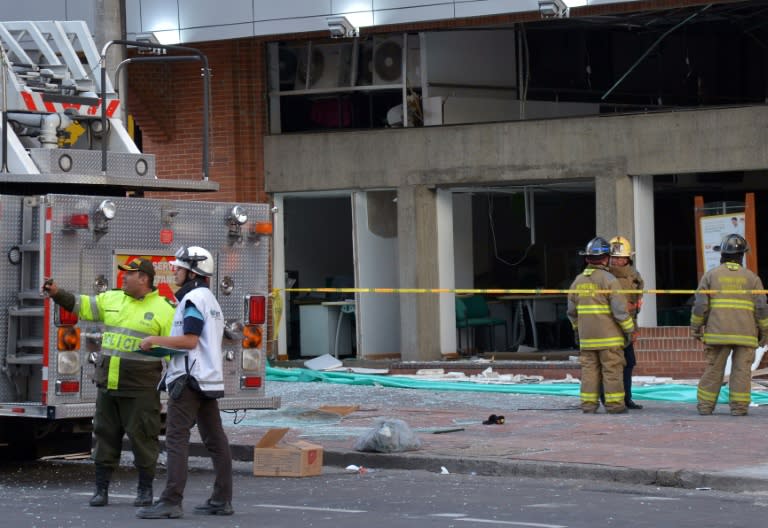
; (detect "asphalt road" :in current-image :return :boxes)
[2,458,767,528]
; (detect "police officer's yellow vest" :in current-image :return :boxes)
[73,289,175,390]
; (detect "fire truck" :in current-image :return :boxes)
[0,21,278,458]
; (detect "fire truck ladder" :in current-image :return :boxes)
[5,197,44,400]
[0,19,111,108]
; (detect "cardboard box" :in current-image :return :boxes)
[252,428,323,477]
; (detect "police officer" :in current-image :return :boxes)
[43,258,175,507]
[137,246,233,519]
[568,237,635,414]
[608,236,645,410]
[691,234,768,416]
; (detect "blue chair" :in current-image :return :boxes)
[462,295,508,351]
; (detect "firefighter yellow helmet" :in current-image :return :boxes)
[609,236,634,257]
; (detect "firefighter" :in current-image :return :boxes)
[43,258,175,507]
[608,236,645,410]
[568,237,635,414]
[137,246,233,519]
[691,233,768,416]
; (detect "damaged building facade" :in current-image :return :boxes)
[7,0,768,376]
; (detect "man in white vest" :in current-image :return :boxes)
[136,246,232,519]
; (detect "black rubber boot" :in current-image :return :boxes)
[89,466,111,507]
[134,471,154,507]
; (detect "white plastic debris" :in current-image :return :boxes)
[440,466,450,474]
[345,465,360,472]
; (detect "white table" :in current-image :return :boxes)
[298,301,354,357]
[497,295,567,350]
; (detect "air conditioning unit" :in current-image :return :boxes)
[372,35,421,87]
[294,42,352,90]
[278,46,298,91]
[356,40,374,86]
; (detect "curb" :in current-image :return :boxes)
[187,442,768,493]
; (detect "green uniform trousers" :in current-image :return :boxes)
[580,348,626,413]
[697,345,754,415]
[92,388,161,474]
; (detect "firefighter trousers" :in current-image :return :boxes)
[580,348,626,413]
[697,345,754,415]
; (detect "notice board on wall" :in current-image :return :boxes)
[694,193,757,280]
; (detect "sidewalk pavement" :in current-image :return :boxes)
[190,387,768,494]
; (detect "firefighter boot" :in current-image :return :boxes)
[89,466,111,507]
[134,471,154,507]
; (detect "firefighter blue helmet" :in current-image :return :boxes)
[579,237,611,257]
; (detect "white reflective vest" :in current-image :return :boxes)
[165,285,225,395]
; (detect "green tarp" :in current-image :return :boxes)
[266,365,768,405]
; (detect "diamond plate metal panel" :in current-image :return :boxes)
[29,149,156,179]
[0,196,25,401]
[44,194,277,410]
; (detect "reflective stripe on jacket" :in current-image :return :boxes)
[567,265,634,351]
[74,289,175,391]
[690,262,768,347]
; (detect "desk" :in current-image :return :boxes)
[497,295,568,350]
[298,301,354,358]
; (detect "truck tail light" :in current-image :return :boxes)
[57,327,81,351]
[56,380,81,394]
[242,348,262,370]
[246,295,265,325]
[242,325,262,349]
[57,306,78,326]
[240,376,262,389]
[57,350,81,375]
[65,213,89,229]
[252,221,273,235]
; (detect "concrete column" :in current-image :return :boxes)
[595,171,634,240]
[93,0,126,119]
[633,175,657,327]
[398,185,441,361]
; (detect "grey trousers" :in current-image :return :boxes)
[159,383,233,505]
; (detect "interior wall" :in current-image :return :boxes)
[472,191,595,290]
[452,193,473,288]
[353,192,401,356]
[437,189,457,354]
[283,197,354,290]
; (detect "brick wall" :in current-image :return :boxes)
[126,38,268,203]
[635,326,768,379]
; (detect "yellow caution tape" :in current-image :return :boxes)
[277,287,768,295]
[270,288,283,340]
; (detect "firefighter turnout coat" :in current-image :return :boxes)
[691,262,768,348]
[611,265,644,325]
[568,264,635,412]
[567,265,635,350]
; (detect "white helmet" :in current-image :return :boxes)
[171,246,214,277]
